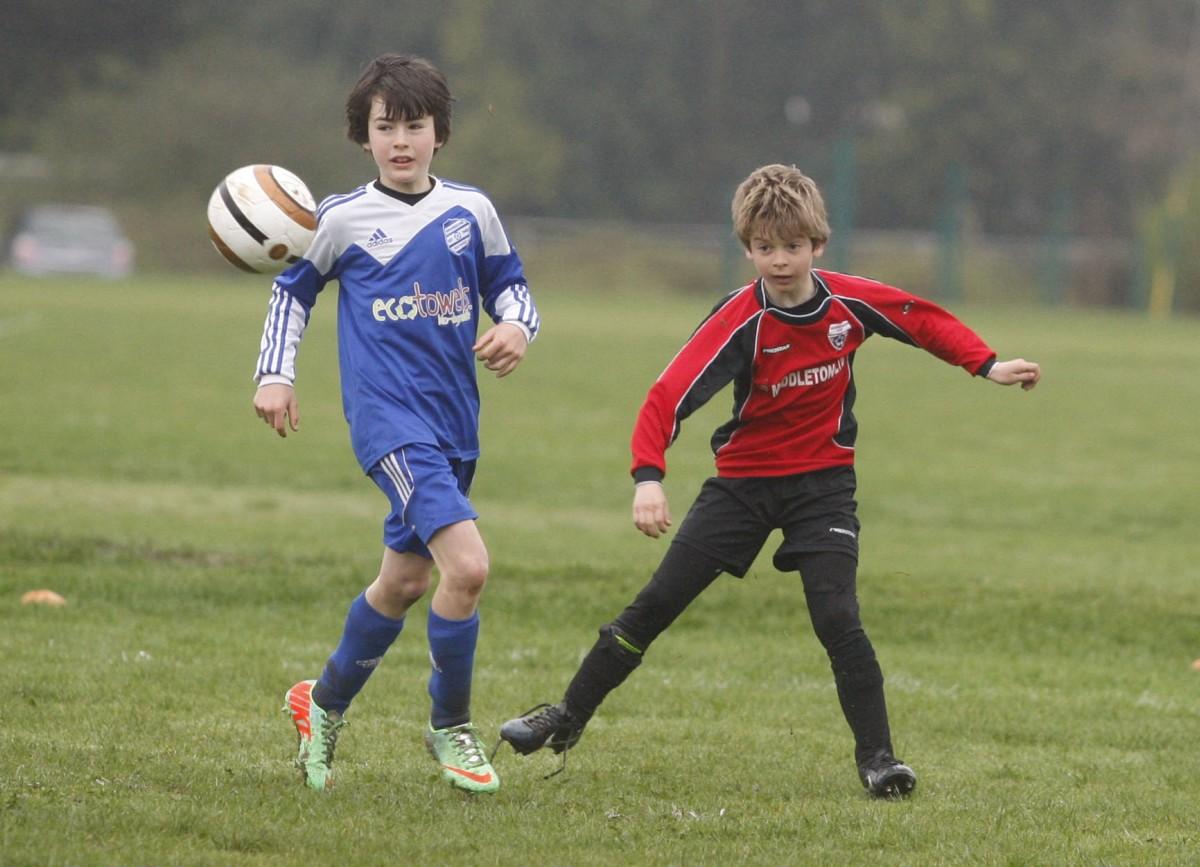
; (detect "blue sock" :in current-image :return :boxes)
[312,593,405,714]
[427,609,479,729]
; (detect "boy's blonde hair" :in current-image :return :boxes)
[731,164,831,248]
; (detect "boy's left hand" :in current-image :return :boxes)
[474,322,528,378]
[987,358,1041,390]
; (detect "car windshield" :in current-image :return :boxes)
[23,207,121,238]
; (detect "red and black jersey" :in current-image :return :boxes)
[630,270,996,480]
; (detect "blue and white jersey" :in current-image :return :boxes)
[254,177,539,472]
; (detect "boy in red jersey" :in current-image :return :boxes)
[499,164,1040,797]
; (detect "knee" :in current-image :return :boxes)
[443,553,489,597]
[809,599,865,652]
[376,570,430,608]
[597,623,646,669]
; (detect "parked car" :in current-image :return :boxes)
[6,204,134,278]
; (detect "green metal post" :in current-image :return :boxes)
[1040,185,1071,306]
[936,162,966,302]
[828,135,857,273]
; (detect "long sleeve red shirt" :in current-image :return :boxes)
[630,271,996,481]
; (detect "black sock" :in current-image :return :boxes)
[831,649,894,765]
[563,543,724,722]
[796,550,895,765]
[563,625,644,723]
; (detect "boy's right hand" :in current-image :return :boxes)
[253,383,300,437]
[633,482,672,538]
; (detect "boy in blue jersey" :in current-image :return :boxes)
[252,54,539,794]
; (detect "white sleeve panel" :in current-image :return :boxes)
[300,217,342,276]
[463,194,513,257]
[490,283,540,342]
[253,283,310,383]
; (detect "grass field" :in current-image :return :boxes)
[2,268,1199,866]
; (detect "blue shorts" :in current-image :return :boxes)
[368,444,478,558]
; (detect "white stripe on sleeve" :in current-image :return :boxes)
[490,283,539,342]
[253,283,310,383]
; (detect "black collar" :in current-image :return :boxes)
[373,177,437,205]
[759,274,829,316]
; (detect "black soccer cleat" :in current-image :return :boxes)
[858,751,917,799]
[499,702,585,756]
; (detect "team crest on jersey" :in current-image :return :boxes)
[443,218,472,255]
[828,321,852,350]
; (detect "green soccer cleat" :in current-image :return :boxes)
[424,723,500,793]
[283,679,347,791]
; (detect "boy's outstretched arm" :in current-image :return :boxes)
[254,383,300,437]
[632,481,672,538]
[473,322,528,378]
[985,358,1041,391]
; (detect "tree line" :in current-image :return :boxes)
[3,0,1197,246]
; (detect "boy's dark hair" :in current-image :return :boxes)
[345,54,454,148]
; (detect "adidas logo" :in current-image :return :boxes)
[365,227,392,249]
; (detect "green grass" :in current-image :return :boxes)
[2,270,1198,865]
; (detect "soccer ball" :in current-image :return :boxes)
[206,165,316,273]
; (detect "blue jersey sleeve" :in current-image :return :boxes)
[473,198,540,341]
[253,211,337,382]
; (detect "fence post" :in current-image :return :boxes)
[1040,185,1071,306]
[827,135,857,274]
[1148,184,1186,317]
[936,162,966,302]
[720,229,742,292]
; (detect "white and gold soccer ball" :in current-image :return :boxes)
[206,164,316,273]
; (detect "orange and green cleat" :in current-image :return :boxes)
[424,723,500,793]
[283,679,346,791]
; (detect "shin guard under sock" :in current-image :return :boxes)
[312,592,405,714]
[563,544,724,723]
[563,624,645,723]
[427,609,480,729]
[831,651,894,764]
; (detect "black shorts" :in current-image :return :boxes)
[672,466,860,577]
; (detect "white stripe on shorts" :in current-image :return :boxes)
[381,451,414,505]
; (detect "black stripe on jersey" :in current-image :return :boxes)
[219,181,268,244]
[833,295,919,346]
[670,310,761,446]
[684,284,754,338]
[833,354,859,449]
[695,314,761,454]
